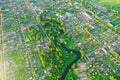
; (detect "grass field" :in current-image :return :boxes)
[99,0,120,5]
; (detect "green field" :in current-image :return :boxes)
[99,0,120,5]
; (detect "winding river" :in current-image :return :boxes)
[40,13,81,79]
[59,43,81,80]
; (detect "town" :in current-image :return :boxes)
[0,0,120,80]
